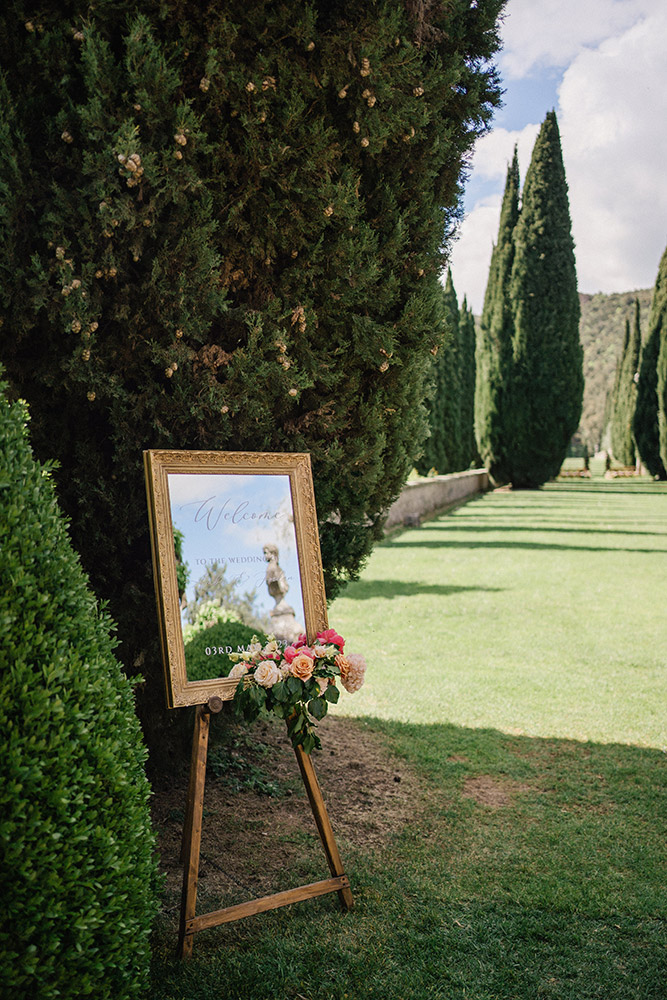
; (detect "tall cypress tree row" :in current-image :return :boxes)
[415,270,460,476]
[0,1,504,758]
[458,297,478,468]
[416,268,473,475]
[440,268,463,471]
[611,300,641,467]
[504,112,583,488]
[415,286,449,475]
[634,248,667,478]
[475,146,519,482]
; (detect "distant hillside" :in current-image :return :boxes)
[578,288,653,451]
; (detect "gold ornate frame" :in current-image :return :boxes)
[143,450,328,709]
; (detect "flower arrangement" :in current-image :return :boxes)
[229,628,366,754]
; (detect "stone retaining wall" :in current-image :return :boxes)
[384,469,489,532]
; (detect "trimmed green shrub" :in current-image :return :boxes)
[185,620,268,681]
[0,378,158,1000]
[0,1,504,760]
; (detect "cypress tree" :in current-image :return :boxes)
[505,112,583,488]
[475,146,519,483]
[0,1,504,758]
[607,317,630,451]
[416,268,469,475]
[459,297,478,468]
[415,284,449,475]
[611,300,641,467]
[638,246,667,477]
[440,268,463,471]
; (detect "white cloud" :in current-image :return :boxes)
[499,0,654,78]
[559,9,667,293]
[450,3,667,310]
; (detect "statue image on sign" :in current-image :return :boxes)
[263,543,304,643]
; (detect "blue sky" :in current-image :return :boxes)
[450,0,667,312]
[168,472,305,627]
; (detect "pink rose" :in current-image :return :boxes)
[289,653,315,681]
[317,628,345,649]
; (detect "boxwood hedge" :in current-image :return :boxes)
[0,379,158,1000]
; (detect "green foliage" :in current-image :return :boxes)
[184,620,267,681]
[185,560,268,631]
[0,378,157,1000]
[477,115,583,487]
[475,146,519,481]
[610,300,641,466]
[173,527,189,600]
[642,245,667,477]
[0,0,504,760]
[579,288,651,453]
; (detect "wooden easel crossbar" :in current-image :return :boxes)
[177,699,354,958]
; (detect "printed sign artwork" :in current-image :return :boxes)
[167,472,306,680]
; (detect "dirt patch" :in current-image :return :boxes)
[150,714,424,913]
[461,774,529,808]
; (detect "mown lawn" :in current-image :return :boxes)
[149,479,666,1000]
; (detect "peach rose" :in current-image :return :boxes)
[254,659,281,688]
[335,653,351,681]
[289,653,315,681]
[228,663,248,680]
[340,653,366,694]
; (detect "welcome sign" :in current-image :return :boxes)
[144,450,328,708]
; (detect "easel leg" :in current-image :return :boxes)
[293,744,354,911]
[178,704,211,958]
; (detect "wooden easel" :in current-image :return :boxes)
[177,698,354,958]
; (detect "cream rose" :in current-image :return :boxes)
[261,639,280,658]
[289,653,315,681]
[228,663,249,680]
[254,659,281,688]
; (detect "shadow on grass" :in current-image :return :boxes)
[384,535,667,555]
[339,580,503,600]
[149,718,666,1000]
[415,522,667,538]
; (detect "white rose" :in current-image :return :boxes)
[228,663,248,680]
[254,660,281,688]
